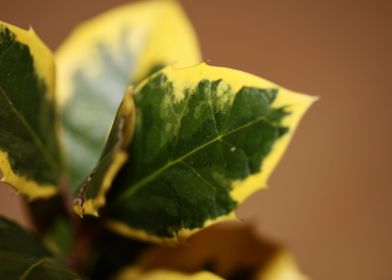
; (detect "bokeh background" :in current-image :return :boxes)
[1,0,391,279]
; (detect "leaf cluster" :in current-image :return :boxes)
[0,1,314,279]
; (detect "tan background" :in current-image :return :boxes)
[1,0,391,279]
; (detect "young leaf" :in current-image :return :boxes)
[79,63,315,243]
[0,216,81,279]
[0,22,63,200]
[74,89,136,217]
[113,222,307,280]
[56,0,201,190]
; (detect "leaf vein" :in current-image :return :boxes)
[116,114,269,202]
[0,87,60,175]
[207,82,219,134]
[19,257,52,280]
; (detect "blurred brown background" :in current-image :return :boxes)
[1,0,391,279]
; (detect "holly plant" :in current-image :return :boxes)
[0,0,315,279]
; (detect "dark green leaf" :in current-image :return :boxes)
[90,230,149,280]
[0,22,63,199]
[0,216,81,279]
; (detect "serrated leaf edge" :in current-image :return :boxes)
[106,63,316,244]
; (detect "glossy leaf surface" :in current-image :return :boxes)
[56,0,201,190]
[0,216,81,279]
[0,22,62,199]
[86,63,315,243]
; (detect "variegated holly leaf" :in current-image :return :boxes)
[73,89,136,217]
[0,21,63,200]
[0,216,81,279]
[56,0,201,191]
[114,222,307,280]
[76,63,315,243]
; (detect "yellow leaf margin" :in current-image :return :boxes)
[73,89,136,217]
[0,21,57,200]
[113,222,308,280]
[107,63,316,244]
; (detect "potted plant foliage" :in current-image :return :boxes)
[0,0,315,279]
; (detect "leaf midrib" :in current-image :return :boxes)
[116,115,269,203]
[19,257,52,280]
[0,87,60,176]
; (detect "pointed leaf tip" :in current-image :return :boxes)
[102,63,315,243]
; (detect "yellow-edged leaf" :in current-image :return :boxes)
[0,21,63,200]
[73,89,136,217]
[90,63,315,243]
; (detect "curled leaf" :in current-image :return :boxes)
[73,89,136,217]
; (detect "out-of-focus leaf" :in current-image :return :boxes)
[73,89,136,217]
[0,216,81,279]
[90,230,218,280]
[89,230,149,280]
[116,269,222,280]
[56,0,201,190]
[96,63,315,244]
[114,222,307,280]
[43,218,74,257]
[0,21,63,200]
[27,195,74,258]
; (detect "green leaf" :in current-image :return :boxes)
[0,216,81,279]
[43,217,74,257]
[113,222,307,280]
[56,0,201,190]
[73,89,136,217]
[27,195,74,257]
[0,22,63,200]
[77,63,315,243]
